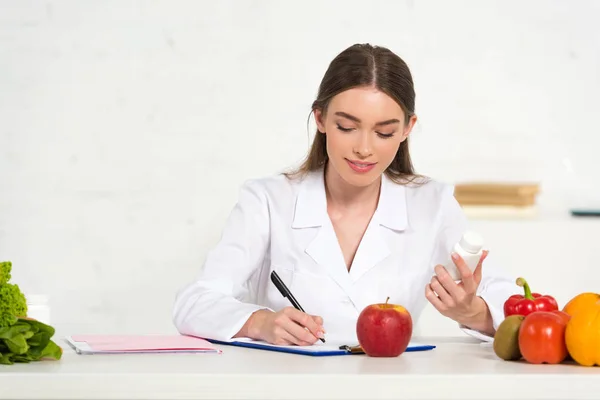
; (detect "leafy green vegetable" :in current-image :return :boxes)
[0,261,11,285]
[0,261,28,328]
[0,318,63,364]
[39,339,62,360]
[0,353,13,365]
[5,333,28,354]
[0,261,62,365]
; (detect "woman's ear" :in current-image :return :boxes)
[402,114,418,140]
[314,109,326,134]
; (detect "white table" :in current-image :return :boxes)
[0,337,598,400]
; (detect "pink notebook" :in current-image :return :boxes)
[66,334,221,354]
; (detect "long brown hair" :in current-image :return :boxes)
[285,43,426,185]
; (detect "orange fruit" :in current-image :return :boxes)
[563,293,600,317]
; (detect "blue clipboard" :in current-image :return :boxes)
[208,338,436,356]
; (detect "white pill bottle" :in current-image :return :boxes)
[445,231,485,281]
[26,294,51,325]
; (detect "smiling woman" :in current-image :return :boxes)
[287,44,420,187]
[173,43,520,347]
[318,87,416,182]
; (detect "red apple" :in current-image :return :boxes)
[356,297,413,357]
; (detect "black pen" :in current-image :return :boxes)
[270,270,326,343]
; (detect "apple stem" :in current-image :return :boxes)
[386,296,390,304]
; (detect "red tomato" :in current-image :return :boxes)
[551,310,571,324]
[519,311,569,364]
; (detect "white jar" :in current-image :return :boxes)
[444,231,484,281]
[26,294,51,325]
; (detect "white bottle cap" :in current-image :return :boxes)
[459,231,484,253]
[26,294,48,305]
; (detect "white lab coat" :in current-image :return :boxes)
[173,168,518,344]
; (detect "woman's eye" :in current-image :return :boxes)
[336,124,353,132]
[335,123,394,138]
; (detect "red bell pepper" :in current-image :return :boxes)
[503,277,558,317]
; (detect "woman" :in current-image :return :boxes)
[173,43,518,346]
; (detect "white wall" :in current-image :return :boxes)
[1,0,599,338]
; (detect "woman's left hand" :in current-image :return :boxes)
[425,250,494,334]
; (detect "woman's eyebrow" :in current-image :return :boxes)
[334,111,400,126]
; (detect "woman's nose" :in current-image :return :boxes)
[353,132,373,158]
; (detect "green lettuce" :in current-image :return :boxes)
[0,261,62,364]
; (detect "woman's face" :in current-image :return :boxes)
[315,86,417,188]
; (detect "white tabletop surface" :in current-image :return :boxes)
[0,336,598,400]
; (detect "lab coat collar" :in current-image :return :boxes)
[291,167,410,300]
[377,172,409,231]
[291,168,328,229]
[291,167,408,231]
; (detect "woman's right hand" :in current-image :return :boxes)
[238,308,325,346]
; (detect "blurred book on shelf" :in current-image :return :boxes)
[454,182,540,219]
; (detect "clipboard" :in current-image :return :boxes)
[208,338,436,356]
